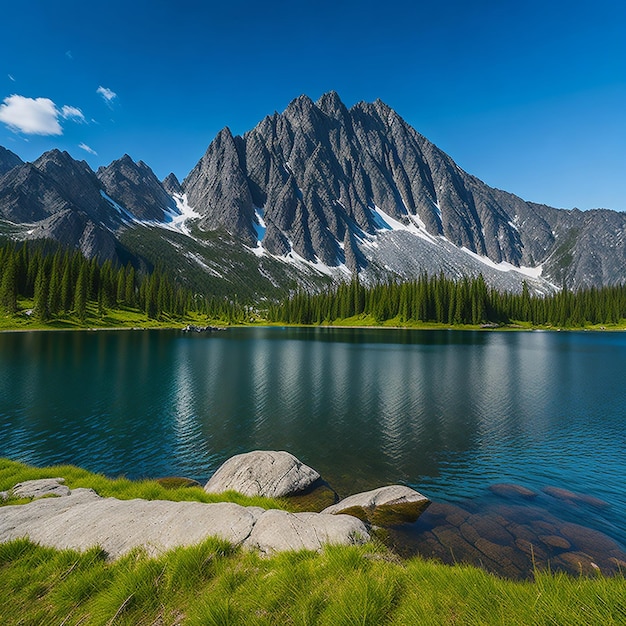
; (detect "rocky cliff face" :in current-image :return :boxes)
[162,172,182,196]
[182,92,531,268]
[0,150,174,263]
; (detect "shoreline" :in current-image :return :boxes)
[2,321,626,334]
[2,456,625,581]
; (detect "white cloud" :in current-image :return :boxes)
[97,86,117,104]
[0,95,62,135]
[65,50,73,60]
[8,74,15,82]
[78,142,97,155]
[61,105,85,122]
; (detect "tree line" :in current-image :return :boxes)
[266,274,626,327]
[3,240,625,328]
[0,241,208,322]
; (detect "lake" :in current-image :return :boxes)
[2,327,625,577]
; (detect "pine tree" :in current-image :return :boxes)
[61,262,73,313]
[33,264,49,321]
[74,265,88,323]
[0,252,18,313]
[125,266,136,307]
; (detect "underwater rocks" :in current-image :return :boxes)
[388,485,626,580]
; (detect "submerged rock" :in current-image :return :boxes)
[387,497,626,580]
[542,486,610,509]
[322,485,430,526]
[489,483,538,499]
[204,450,320,498]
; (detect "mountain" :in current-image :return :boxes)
[1,92,624,296]
[182,91,626,290]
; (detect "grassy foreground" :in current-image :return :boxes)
[1,460,625,625]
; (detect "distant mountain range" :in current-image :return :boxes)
[1,92,624,297]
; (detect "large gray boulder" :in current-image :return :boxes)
[204,451,320,498]
[322,485,430,526]
[244,509,369,555]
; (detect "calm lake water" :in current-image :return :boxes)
[2,327,625,573]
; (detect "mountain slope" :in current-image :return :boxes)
[97,155,177,222]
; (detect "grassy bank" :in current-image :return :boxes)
[265,314,626,331]
[0,298,226,332]
[1,459,625,625]
[0,458,288,510]
[3,300,626,333]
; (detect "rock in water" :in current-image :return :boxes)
[322,485,430,525]
[204,451,320,498]
[489,484,538,499]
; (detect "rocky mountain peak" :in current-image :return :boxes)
[0,146,23,177]
[162,172,182,196]
[179,92,626,289]
[97,154,175,221]
[316,91,348,119]
[2,95,625,292]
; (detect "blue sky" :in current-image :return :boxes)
[1,0,624,211]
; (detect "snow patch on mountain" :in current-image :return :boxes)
[159,193,200,236]
[283,246,351,278]
[459,246,545,280]
[100,190,135,222]
[371,205,437,243]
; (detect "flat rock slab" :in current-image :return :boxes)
[244,509,370,555]
[0,487,369,560]
[323,485,430,525]
[12,478,71,499]
[204,451,320,498]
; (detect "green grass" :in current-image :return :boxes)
[3,301,626,333]
[0,458,291,510]
[1,459,625,624]
[0,538,624,625]
[0,298,230,332]
[265,314,626,332]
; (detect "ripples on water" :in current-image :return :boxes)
[1,327,625,575]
